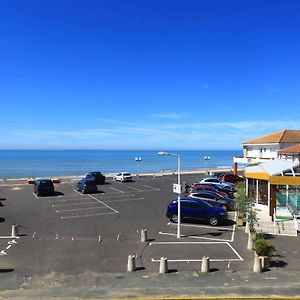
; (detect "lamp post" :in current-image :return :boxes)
[158,151,181,238]
[135,157,142,176]
[204,156,210,175]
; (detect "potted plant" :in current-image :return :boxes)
[253,238,276,269]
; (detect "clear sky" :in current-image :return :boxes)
[1,0,300,150]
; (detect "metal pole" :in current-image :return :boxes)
[177,154,181,239]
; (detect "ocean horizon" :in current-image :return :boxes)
[0,150,242,179]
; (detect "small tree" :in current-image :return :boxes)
[235,181,250,219]
[246,198,258,232]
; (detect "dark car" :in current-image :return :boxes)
[188,190,234,210]
[34,178,55,196]
[221,173,244,184]
[76,179,98,194]
[85,171,106,184]
[166,198,227,226]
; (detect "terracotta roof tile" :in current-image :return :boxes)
[277,144,300,154]
[242,130,300,144]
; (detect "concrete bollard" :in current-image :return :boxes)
[11,224,18,237]
[253,255,262,273]
[245,221,250,234]
[159,257,168,274]
[141,229,148,242]
[201,256,210,273]
[247,235,254,251]
[127,255,136,272]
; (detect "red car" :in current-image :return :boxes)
[221,173,244,184]
[189,183,229,198]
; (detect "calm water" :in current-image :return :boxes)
[0,150,242,179]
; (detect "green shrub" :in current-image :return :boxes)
[253,238,276,256]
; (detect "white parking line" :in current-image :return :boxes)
[167,222,235,231]
[33,192,38,199]
[127,186,143,192]
[97,194,135,198]
[142,185,160,191]
[49,197,92,203]
[56,206,109,213]
[158,231,232,242]
[102,197,144,203]
[52,201,98,207]
[109,187,125,193]
[61,211,117,219]
[150,241,243,262]
[88,194,119,213]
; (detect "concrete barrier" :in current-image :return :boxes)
[253,254,262,273]
[159,257,168,274]
[141,229,148,242]
[127,255,136,272]
[201,256,210,273]
[11,224,18,237]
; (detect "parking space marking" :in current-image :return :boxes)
[167,222,235,231]
[33,192,38,199]
[142,185,160,191]
[52,201,98,207]
[61,211,117,219]
[87,194,119,213]
[102,197,144,203]
[109,187,125,193]
[49,197,92,203]
[56,206,109,213]
[127,186,143,192]
[97,193,136,199]
[150,241,243,263]
[158,231,232,242]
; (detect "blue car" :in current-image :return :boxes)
[166,197,228,226]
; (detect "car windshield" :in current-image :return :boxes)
[123,173,131,176]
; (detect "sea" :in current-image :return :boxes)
[0,150,242,179]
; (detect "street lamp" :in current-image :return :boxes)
[158,151,181,238]
[204,156,210,175]
[135,157,142,176]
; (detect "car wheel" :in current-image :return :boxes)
[209,217,218,226]
[81,189,85,194]
[171,214,179,223]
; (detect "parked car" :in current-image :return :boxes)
[201,183,235,198]
[85,171,106,184]
[199,177,235,190]
[166,197,228,226]
[113,172,132,182]
[34,178,55,196]
[188,190,234,210]
[76,179,98,194]
[188,183,229,197]
[221,173,244,184]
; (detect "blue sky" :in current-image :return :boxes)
[1,0,300,150]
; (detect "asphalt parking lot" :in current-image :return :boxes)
[1,174,300,298]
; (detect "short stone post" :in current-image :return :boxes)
[253,254,262,273]
[247,233,254,251]
[201,256,210,273]
[11,224,19,237]
[159,257,168,274]
[245,221,250,234]
[127,255,136,272]
[141,229,148,242]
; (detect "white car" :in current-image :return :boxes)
[199,177,235,190]
[113,172,132,182]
